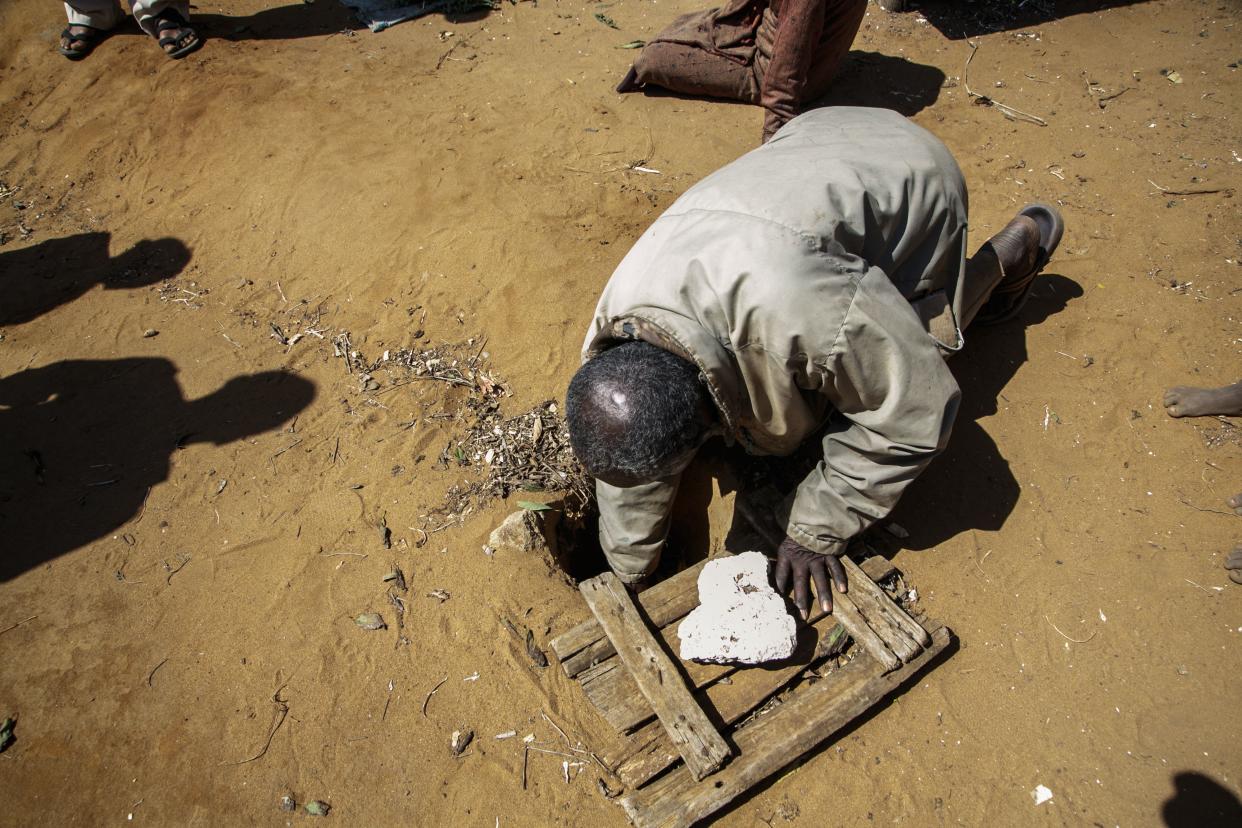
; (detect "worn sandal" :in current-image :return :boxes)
[58,24,107,61]
[154,10,202,60]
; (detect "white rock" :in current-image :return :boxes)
[677,552,797,665]
[1031,784,1053,805]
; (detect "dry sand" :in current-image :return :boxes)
[0,0,1239,824]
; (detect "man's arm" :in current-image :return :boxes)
[596,473,683,585]
[760,0,826,141]
[776,264,961,556]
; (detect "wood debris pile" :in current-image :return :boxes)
[433,399,593,521]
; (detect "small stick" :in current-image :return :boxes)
[421,676,448,718]
[522,746,530,790]
[963,41,1048,126]
[165,555,191,585]
[132,487,152,525]
[1147,179,1229,197]
[1044,615,1097,643]
[1177,497,1234,516]
[223,683,290,765]
[540,709,571,746]
[526,745,579,759]
[0,615,37,636]
[147,657,169,687]
[272,439,303,460]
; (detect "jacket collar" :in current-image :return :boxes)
[586,308,746,438]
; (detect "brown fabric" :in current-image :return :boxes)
[633,41,759,102]
[630,0,866,140]
[756,0,866,139]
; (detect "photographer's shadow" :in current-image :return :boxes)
[0,358,315,581]
[0,232,189,326]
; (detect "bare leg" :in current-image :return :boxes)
[1163,381,1242,418]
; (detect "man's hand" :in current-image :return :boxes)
[774,537,847,619]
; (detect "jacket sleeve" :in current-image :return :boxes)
[775,265,961,555]
[759,0,826,141]
[596,474,683,583]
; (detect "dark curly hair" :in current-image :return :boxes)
[566,341,710,483]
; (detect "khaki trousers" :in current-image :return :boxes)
[64,0,190,38]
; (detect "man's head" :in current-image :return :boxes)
[566,341,716,486]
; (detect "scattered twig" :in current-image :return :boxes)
[540,709,571,746]
[272,439,303,460]
[0,615,37,636]
[421,676,449,718]
[223,682,290,765]
[1176,496,1233,516]
[1044,615,1097,643]
[1147,179,1230,197]
[1184,578,1218,595]
[164,554,191,585]
[963,41,1048,126]
[132,487,152,525]
[147,657,169,687]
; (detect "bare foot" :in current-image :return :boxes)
[1227,544,1242,585]
[1163,381,1242,418]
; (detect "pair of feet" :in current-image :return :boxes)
[1165,381,1242,585]
[60,12,200,61]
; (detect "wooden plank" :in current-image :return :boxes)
[840,579,921,663]
[583,559,912,733]
[552,560,708,676]
[612,622,848,788]
[843,556,931,648]
[859,555,897,582]
[619,626,951,828]
[584,596,837,734]
[826,589,901,671]
[582,618,733,733]
[579,572,734,781]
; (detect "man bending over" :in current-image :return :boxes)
[566,107,1063,615]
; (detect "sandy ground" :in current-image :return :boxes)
[1,0,1240,824]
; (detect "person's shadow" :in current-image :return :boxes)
[0,358,315,581]
[0,233,190,326]
[1162,771,1242,827]
[911,0,1152,40]
[808,50,946,117]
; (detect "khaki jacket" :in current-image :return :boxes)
[583,107,970,582]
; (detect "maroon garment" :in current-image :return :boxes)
[629,0,866,141]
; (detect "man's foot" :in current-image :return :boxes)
[1163,381,1242,418]
[975,203,1064,325]
[616,65,641,94]
[58,24,107,60]
[153,10,201,59]
[1227,543,1242,585]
